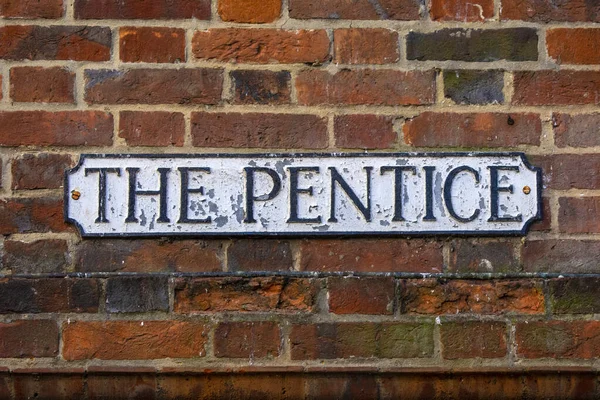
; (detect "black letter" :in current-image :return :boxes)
[328,167,372,222]
[488,166,522,222]
[423,166,436,221]
[85,168,121,223]
[287,167,321,223]
[244,167,282,223]
[380,166,417,221]
[178,167,211,223]
[126,168,170,223]
[443,166,481,223]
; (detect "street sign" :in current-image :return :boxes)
[65,153,542,237]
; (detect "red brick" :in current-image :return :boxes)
[75,239,223,273]
[531,154,600,190]
[0,0,63,18]
[174,277,318,313]
[218,0,281,22]
[328,276,395,315]
[513,71,600,105]
[334,29,399,64]
[523,240,600,273]
[401,279,545,315]
[297,69,435,106]
[531,197,551,232]
[547,29,600,65]
[192,29,330,64]
[441,321,507,359]
[231,70,291,105]
[12,153,73,189]
[3,239,68,274]
[75,0,211,19]
[516,321,600,359]
[448,239,520,273]
[289,0,421,20]
[63,321,208,360]
[85,68,222,105]
[501,0,600,22]
[559,197,600,234]
[191,112,327,149]
[334,114,396,149]
[14,375,84,399]
[119,111,185,147]
[0,320,58,357]
[215,322,281,358]
[227,239,293,272]
[10,67,74,103]
[120,27,185,63]
[430,0,494,21]
[0,111,113,147]
[0,25,110,61]
[300,239,443,273]
[554,113,600,148]
[0,197,70,234]
[403,112,541,147]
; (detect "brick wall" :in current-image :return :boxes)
[0,0,599,398]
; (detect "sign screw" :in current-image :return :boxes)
[523,186,531,195]
[71,190,81,200]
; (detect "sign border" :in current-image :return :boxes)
[64,152,543,238]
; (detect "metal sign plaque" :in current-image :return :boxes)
[65,153,542,237]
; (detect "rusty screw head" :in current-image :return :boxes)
[71,190,81,200]
[523,186,531,195]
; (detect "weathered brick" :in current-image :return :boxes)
[296,69,435,106]
[549,278,600,314]
[290,322,434,359]
[547,29,600,65]
[106,277,169,313]
[85,68,223,105]
[174,277,318,313]
[0,25,110,61]
[430,0,494,21]
[0,197,70,234]
[0,0,63,18]
[215,322,281,358]
[501,0,600,22]
[300,239,443,273]
[228,239,293,272]
[306,376,379,399]
[192,29,330,64]
[119,111,185,147]
[3,239,68,274]
[191,112,328,149]
[448,239,520,273]
[334,29,399,64]
[554,113,600,148]
[328,276,395,315]
[441,322,507,359]
[403,112,541,147]
[218,0,281,22]
[13,375,84,399]
[523,240,600,273]
[444,70,504,105]
[120,27,185,63]
[231,70,291,105]
[516,321,600,359]
[288,0,421,20]
[75,0,211,19]
[12,153,73,189]
[0,111,113,147]
[0,278,99,313]
[75,239,222,273]
[0,320,58,357]
[87,374,156,399]
[334,114,396,149]
[407,29,538,62]
[63,321,208,360]
[10,66,74,103]
[531,154,600,190]
[559,197,600,234]
[513,71,600,105]
[401,279,545,315]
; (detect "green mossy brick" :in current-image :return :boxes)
[550,278,600,314]
[444,70,504,105]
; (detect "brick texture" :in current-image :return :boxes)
[119,27,185,63]
[10,67,74,103]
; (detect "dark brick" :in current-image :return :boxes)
[334,114,396,149]
[14,375,84,399]
[214,322,281,358]
[87,374,156,399]
[516,321,600,359]
[12,153,73,190]
[441,321,507,359]
[559,197,600,234]
[444,70,504,105]
[10,66,75,103]
[554,113,600,148]
[0,25,111,61]
[0,197,70,234]
[531,197,551,232]
[75,0,211,19]
[523,240,600,273]
[231,70,291,105]
[448,239,520,273]
[501,0,600,22]
[531,154,600,190]
[228,239,293,272]
[120,27,185,63]
[0,0,63,18]
[550,278,600,314]
[328,276,395,314]
[513,71,600,106]
[407,28,538,62]
[0,320,58,357]
[288,0,422,20]
[119,111,185,147]
[3,239,68,274]
[106,277,169,313]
